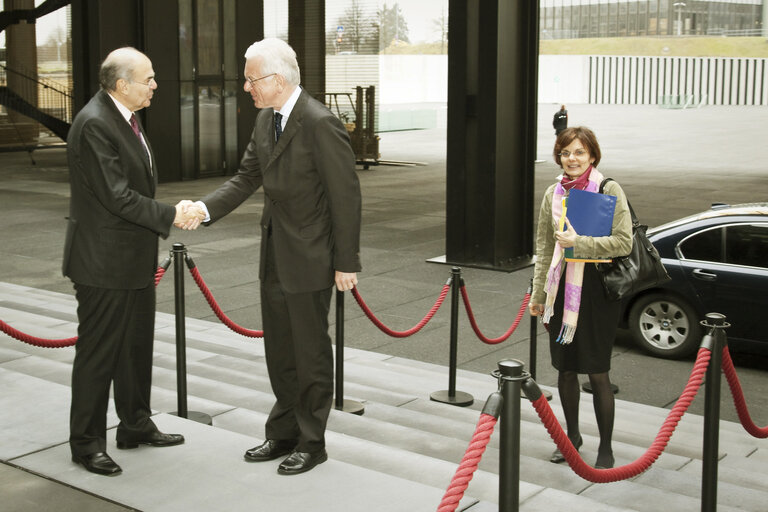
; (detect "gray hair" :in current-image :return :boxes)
[244,38,300,86]
[99,47,146,91]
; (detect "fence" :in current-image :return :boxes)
[588,55,768,106]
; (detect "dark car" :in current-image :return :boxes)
[619,203,768,359]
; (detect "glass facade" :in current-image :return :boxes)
[540,0,763,39]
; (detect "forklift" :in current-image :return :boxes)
[325,85,380,169]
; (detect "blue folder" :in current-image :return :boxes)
[562,188,617,262]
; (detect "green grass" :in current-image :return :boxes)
[540,36,768,57]
[381,36,768,57]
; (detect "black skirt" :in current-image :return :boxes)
[547,263,620,374]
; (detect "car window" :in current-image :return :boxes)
[678,226,723,262]
[725,224,768,269]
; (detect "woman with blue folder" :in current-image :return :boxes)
[529,126,633,469]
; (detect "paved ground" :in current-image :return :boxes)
[1,103,766,428]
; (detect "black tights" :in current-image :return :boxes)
[558,370,615,467]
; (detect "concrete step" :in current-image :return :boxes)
[2,282,768,511]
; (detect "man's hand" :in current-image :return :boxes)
[335,271,358,292]
[174,200,205,230]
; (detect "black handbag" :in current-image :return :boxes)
[596,179,670,301]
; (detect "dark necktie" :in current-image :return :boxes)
[129,113,142,140]
[130,114,151,172]
[274,112,283,142]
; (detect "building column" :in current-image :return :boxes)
[442,0,540,271]
[289,0,326,100]
[5,0,39,143]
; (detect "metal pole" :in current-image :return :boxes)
[172,243,188,419]
[526,279,552,401]
[448,267,460,396]
[430,268,473,406]
[335,289,364,415]
[702,312,727,512]
[496,359,528,512]
[528,279,536,381]
[169,246,212,426]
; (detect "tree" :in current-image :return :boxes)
[377,3,409,49]
[432,7,448,54]
[331,0,378,54]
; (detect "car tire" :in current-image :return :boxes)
[628,293,702,359]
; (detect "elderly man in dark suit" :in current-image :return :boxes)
[191,38,361,475]
[64,47,198,476]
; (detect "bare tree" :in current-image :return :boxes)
[333,0,378,54]
[432,7,448,53]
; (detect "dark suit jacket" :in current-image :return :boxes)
[63,89,176,289]
[201,89,362,294]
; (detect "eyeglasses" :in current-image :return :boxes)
[246,73,276,88]
[134,77,156,87]
[558,149,588,158]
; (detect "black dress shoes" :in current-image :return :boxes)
[72,452,122,476]
[277,449,328,475]
[116,431,185,449]
[550,435,583,464]
[244,439,298,462]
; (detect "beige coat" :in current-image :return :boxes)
[531,178,633,305]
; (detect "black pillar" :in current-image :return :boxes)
[144,1,181,183]
[442,0,540,271]
[289,0,326,100]
[71,0,142,112]
[236,0,264,160]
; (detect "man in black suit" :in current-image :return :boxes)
[190,38,361,475]
[64,47,199,476]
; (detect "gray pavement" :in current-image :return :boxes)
[1,102,767,430]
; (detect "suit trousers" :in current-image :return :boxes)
[261,233,333,454]
[70,283,158,456]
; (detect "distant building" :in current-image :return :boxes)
[540,0,763,39]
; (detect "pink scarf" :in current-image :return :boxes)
[543,167,604,344]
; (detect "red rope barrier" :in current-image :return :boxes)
[351,284,450,338]
[721,346,768,438]
[1,266,168,349]
[529,347,711,483]
[0,319,77,348]
[460,287,531,344]
[188,266,264,338]
[436,413,497,512]
[154,266,167,287]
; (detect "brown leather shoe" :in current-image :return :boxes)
[72,452,122,476]
[277,449,328,475]
[244,439,298,462]
[116,431,185,449]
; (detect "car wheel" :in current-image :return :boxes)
[628,293,702,359]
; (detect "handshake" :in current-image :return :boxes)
[174,200,206,230]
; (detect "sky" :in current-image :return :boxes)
[322,0,448,44]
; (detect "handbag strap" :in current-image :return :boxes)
[599,177,638,225]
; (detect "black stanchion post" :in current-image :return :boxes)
[495,359,529,512]
[334,289,364,415]
[430,267,473,406]
[170,243,212,426]
[527,279,552,401]
[701,312,728,512]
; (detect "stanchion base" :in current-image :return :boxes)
[171,411,213,426]
[335,399,365,416]
[581,382,619,395]
[430,390,474,407]
[522,388,553,401]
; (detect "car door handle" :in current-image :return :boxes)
[692,268,717,281]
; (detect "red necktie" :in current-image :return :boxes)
[129,114,142,140]
[130,114,151,173]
